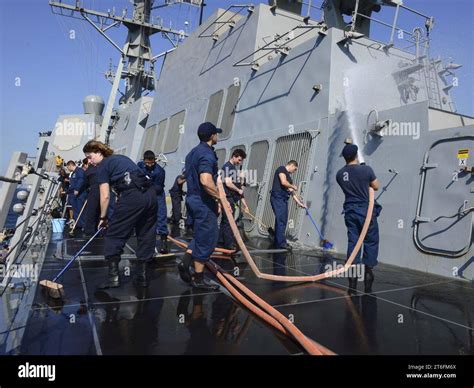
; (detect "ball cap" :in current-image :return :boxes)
[342,144,358,160]
[198,122,222,138]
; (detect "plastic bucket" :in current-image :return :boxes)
[52,218,66,233]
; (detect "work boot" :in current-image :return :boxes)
[178,252,193,283]
[159,234,169,254]
[281,243,292,252]
[347,276,358,294]
[364,265,375,293]
[133,261,148,288]
[98,260,120,289]
[191,272,219,291]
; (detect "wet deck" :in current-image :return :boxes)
[14,230,474,355]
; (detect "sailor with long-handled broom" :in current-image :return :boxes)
[40,227,104,299]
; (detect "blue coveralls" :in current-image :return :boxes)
[184,142,219,262]
[137,161,168,237]
[218,161,241,248]
[68,166,87,228]
[83,165,100,235]
[336,164,381,268]
[97,155,157,262]
[169,174,185,225]
[270,166,293,248]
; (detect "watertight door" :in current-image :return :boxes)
[261,132,313,237]
[415,136,473,257]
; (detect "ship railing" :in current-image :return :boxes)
[0,168,61,292]
[349,0,434,58]
[198,4,255,39]
[233,23,321,68]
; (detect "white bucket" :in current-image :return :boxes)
[52,218,66,233]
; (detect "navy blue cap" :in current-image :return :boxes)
[198,122,222,139]
[342,144,358,160]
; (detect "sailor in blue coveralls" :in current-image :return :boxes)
[169,171,186,226]
[178,122,223,291]
[66,160,87,230]
[218,149,249,250]
[336,144,381,292]
[270,161,306,250]
[83,140,157,289]
[137,151,169,254]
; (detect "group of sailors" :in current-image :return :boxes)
[66,120,380,292]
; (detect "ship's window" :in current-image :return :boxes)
[154,119,168,153]
[142,124,158,155]
[115,147,127,155]
[205,90,224,127]
[215,148,227,168]
[220,84,240,140]
[163,111,185,153]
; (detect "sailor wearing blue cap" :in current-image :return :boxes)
[83,140,157,289]
[137,150,169,254]
[178,122,222,290]
[336,143,381,291]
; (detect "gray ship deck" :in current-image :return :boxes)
[13,229,474,356]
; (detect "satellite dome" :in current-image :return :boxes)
[83,95,105,116]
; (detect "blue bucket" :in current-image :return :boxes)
[52,218,66,234]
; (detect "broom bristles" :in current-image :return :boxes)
[39,279,65,299]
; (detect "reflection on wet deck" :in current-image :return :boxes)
[7,230,474,355]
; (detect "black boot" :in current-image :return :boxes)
[348,276,358,294]
[98,260,120,289]
[178,252,193,283]
[364,265,375,293]
[191,272,219,291]
[133,261,148,288]
[159,234,169,254]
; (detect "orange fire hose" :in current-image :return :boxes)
[205,261,334,355]
[217,179,375,282]
[168,235,236,255]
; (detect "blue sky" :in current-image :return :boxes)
[1,0,473,175]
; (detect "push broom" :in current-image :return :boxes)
[40,227,104,299]
[292,193,333,249]
[305,209,333,249]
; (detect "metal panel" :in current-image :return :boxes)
[415,137,473,256]
[154,119,168,153]
[164,110,186,153]
[244,141,269,232]
[220,84,240,140]
[215,148,227,168]
[261,132,313,237]
[204,90,224,126]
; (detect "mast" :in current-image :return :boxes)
[49,0,189,142]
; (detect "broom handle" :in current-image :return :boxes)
[61,194,69,219]
[305,209,325,240]
[53,227,103,282]
[243,208,269,229]
[70,199,88,232]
